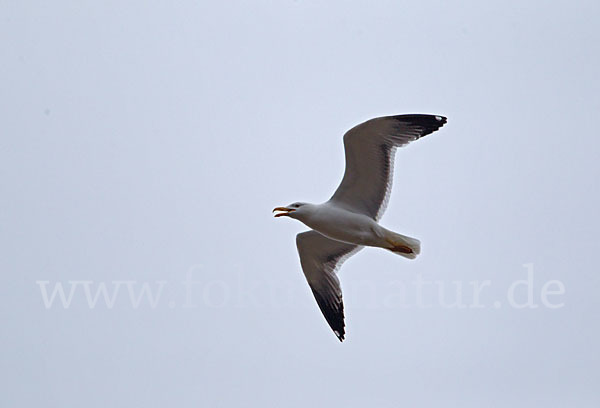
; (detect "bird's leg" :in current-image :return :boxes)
[380,228,420,259]
[388,243,414,254]
[384,236,413,253]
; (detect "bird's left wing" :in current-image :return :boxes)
[296,230,363,341]
[329,114,447,220]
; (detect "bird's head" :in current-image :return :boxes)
[273,202,310,219]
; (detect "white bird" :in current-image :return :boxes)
[273,114,447,341]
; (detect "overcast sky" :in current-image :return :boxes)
[2,1,599,407]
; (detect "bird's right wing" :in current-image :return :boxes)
[296,230,363,342]
[329,114,447,220]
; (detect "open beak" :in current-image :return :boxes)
[273,207,296,218]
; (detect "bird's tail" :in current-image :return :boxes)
[384,231,421,259]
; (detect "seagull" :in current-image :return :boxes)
[273,114,447,341]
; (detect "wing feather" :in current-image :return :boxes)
[329,114,447,220]
[296,231,362,341]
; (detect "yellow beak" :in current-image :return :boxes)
[273,207,296,217]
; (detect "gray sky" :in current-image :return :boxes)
[2,1,599,407]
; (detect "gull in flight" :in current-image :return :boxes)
[273,114,447,341]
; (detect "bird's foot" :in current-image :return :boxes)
[389,244,414,255]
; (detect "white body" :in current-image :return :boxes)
[292,203,420,258]
[297,203,388,247]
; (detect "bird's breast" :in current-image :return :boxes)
[302,208,380,246]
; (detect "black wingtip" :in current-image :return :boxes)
[392,114,447,137]
[310,288,346,342]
